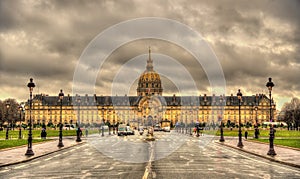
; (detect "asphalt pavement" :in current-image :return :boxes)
[216,136,300,168]
[0,137,84,167]
[0,131,299,178]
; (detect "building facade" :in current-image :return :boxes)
[25,49,276,128]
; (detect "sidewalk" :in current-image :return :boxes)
[0,137,85,168]
[216,137,300,168]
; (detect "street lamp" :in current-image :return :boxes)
[180,113,182,133]
[189,110,192,135]
[266,77,276,156]
[19,105,23,139]
[137,111,140,131]
[237,89,243,148]
[219,97,225,142]
[108,110,111,135]
[58,89,64,147]
[254,106,259,139]
[184,111,187,134]
[25,78,35,156]
[113,111,115,135]
[101,106,104,137]
[5,101,10,140]
[76,96,82,142]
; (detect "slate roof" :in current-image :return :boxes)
[32,93,272,107]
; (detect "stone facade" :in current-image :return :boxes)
[25,48,276,127]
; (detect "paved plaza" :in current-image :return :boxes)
[0,131,300,178]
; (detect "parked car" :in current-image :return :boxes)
[118,124,127,136]
[126,126,135,135]
[162,126,170,132]
[154,124,162,131]
[63,124,75,130]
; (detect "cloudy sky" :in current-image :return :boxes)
[0,0,299,110]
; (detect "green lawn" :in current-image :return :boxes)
[0,129,100,139]
[202,128,300,138]
[0,139,51,150]
[251,138,300,149]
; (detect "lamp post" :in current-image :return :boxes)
[237,89,243,148]
[76,96,82,142]
[137,112,140,131]
[101,106,104,137]
[19,105,23,139]
[184,111,187,134]
[108,110,111,135]
[219,114,225,142]
[181,113,183,133]
[175,114,179,133]
[266,77,276,156]
[254,106,259,139]
[180,113,182,133]
[189,110,192,135]
[113,111,115,135]
[5,101,10,140]
[58,89,64,147]
[25,78,35,156]
[219,97,225,142]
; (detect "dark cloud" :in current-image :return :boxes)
[0,1,20,31]
[0,0,299,110]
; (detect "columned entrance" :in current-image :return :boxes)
[138,96,164,127]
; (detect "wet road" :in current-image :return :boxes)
[0,131,299,178]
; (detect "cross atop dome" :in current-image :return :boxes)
[146,46,153,71]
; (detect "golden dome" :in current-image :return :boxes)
[137,47,163,96]
[139,71,161,83]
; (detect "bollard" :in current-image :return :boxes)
[102,126,104,137]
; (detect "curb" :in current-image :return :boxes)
[215,141,300,169]
[0,141,86,168]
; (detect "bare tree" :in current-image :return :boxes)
[0,100,3,130]
[282,98,300,130]
[0,99,20,130]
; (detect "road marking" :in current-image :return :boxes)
[44,157,53,161]
[31,161,41,165]
[143,141,155,179]
[63,151,69,155]
[14,164,27,169]
[112,141,121,147]
[93,165,101,169]
[53,154,61,158]
[0,169,10,173]
[76,144,87,150]
[81,172,92,178]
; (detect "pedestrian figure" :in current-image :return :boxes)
[245,130,248,140]
[85,128,89,137]
[41,128,47,139]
